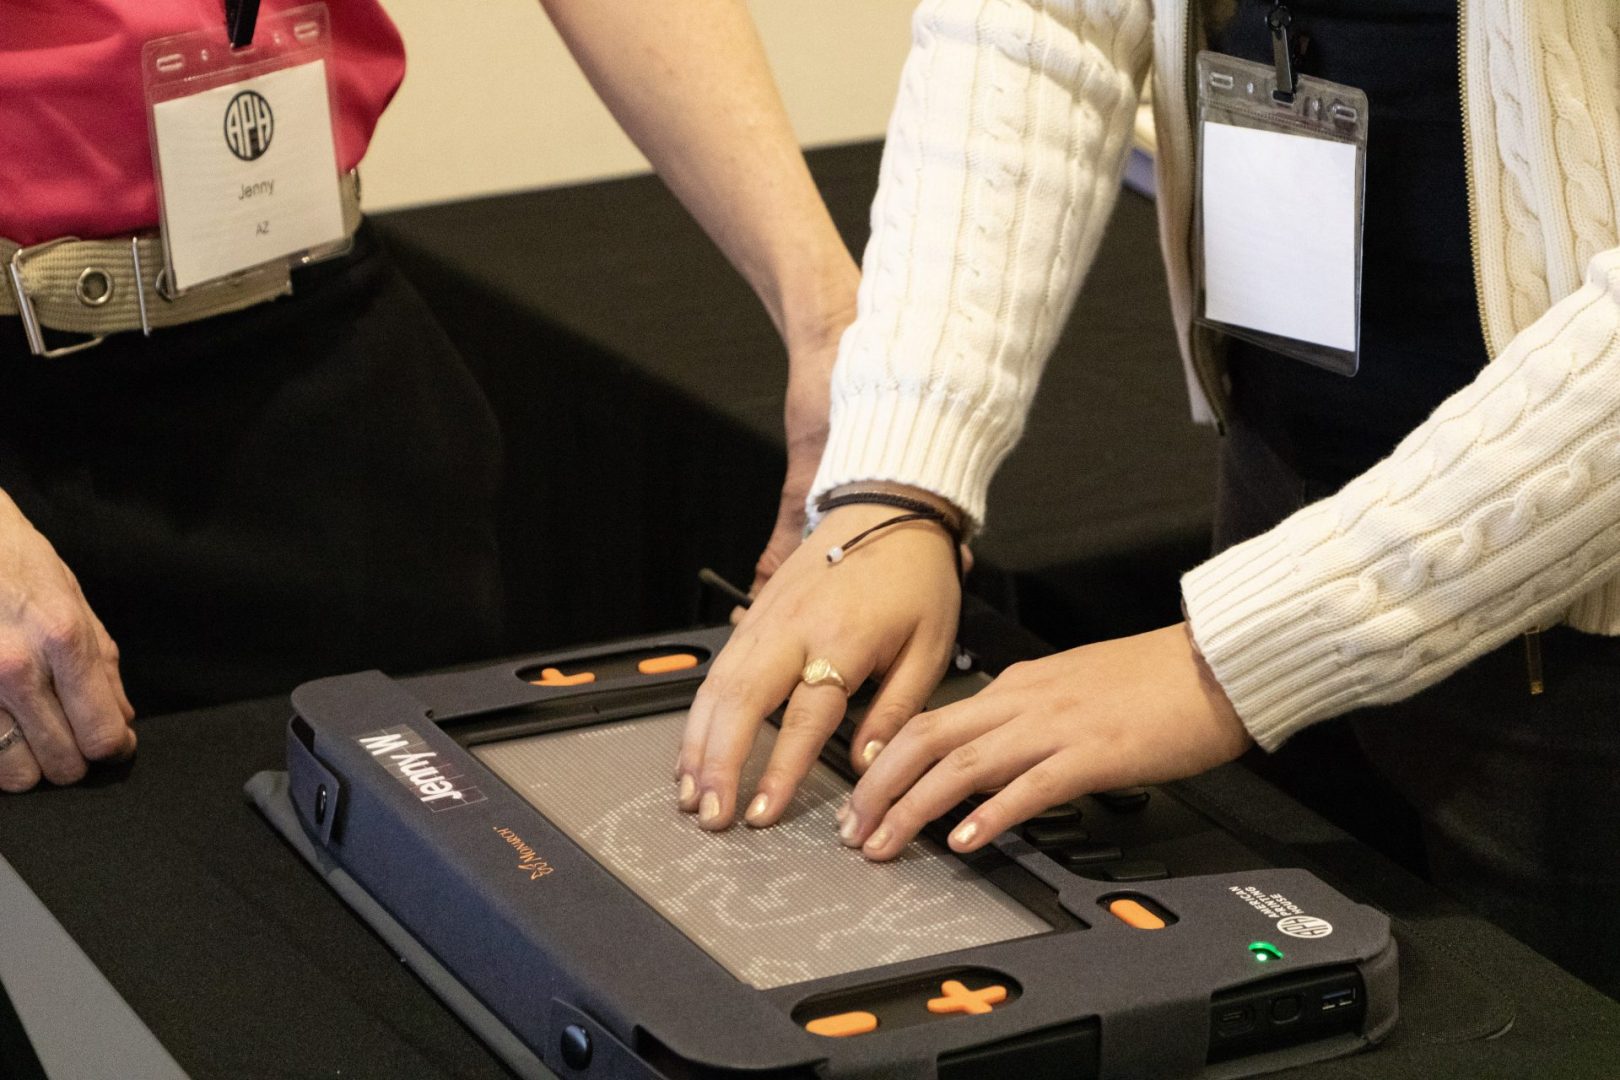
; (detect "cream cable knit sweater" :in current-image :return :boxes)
[810,0,1620,749]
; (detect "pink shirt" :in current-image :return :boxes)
[0,1,405,246]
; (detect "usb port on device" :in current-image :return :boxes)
[1321,988,1357,1012]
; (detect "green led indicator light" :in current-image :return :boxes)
[1249,941,1285,962]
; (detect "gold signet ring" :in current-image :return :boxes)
[801,658,849,693]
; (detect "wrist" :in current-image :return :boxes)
[1179,617,1243,735]
[811,501,964,587]
[818,481,967,538]
[815,486,968,586]
[766,245,859,353]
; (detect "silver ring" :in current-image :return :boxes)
[801,657,849,693]
[0,725,24,755]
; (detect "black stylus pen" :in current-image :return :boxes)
[698,567,753,610]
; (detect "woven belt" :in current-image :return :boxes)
[2,172,362,357]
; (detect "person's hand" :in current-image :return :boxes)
[678,496,961,830]
[0,491,136,793]
[841,623,1251,860]
[747,307,854,601]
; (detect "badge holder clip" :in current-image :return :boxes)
[142,4,351,299]
[1192,51,1369,377]
[225,0,262,48]
[1267,3,1299,104]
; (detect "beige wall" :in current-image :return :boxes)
[364,0,916,212]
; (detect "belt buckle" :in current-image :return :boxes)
[8,237,108,358]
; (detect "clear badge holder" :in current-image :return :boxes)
[1193,51,1369,377]
[141,4,349,297]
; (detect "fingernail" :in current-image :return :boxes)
[859,739,886,768]
[839,813,862,847]
[951,820,979,848]
[699,790,721,827]
[835,799,850,822]
[863,825,892,854]
[677,773,696,808]
[746,793,770,824]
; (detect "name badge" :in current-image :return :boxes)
[143,5,345,294]
[1193,52,1369,377]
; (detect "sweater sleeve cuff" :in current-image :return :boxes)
[808,384,1024,534]
[1180,530,1348,752]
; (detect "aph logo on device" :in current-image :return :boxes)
[358,726,486,811]
[223,90,274,161]
[1278,915,1334,939]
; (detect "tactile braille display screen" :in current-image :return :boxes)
[472,710,1049,989]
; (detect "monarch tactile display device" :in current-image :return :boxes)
[249,625,1397,1079]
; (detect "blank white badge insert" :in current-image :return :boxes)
[1202,121,1358,351]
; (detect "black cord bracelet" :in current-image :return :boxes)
[814,492,966,583]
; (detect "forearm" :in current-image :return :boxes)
[1184,246,1620,750]
[810,0,1153,530]
[537,0,857,346]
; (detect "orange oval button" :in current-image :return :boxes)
[805,1011,878,1037]
[638,653,699,675]
[1108,898,1166,930]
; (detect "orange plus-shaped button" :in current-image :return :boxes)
[927,979,1008,1016]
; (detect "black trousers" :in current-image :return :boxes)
[1214,419,1620,999]
[0,224,504,713]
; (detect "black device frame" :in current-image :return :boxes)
[255,625,1397,1079]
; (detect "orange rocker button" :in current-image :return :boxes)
[804,1011,879,1037]
[1108,898,1167,930]
[927,980,1008,1016]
